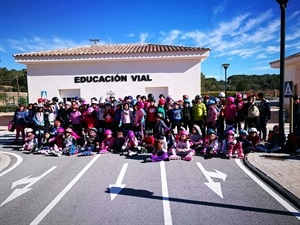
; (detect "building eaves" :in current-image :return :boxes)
[269,52,300,65]
[13,43,211,58]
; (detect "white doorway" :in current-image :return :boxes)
[145,87,169,100]
[59,89,81,103]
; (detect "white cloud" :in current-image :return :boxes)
[212,0,229,16]
[160,29,181,45]
[139,33,148,43]
[6,36,90,53]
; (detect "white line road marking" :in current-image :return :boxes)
[235,158,300,220]
[160,161,172,225]
[109,163,128,201]
[196,162,227,198]
[30,154,101,225]
[0,151,23,177]
[1,166,57,207]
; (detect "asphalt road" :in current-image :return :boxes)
[0,149,299,225]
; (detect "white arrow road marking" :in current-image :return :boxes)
[160,161,172,225]
[109,163,128,201]
[1,166,57,207]
[196,162,227,198]
[0,151,23,177]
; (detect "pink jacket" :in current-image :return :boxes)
[224,103,237,121]
[206,106,218,124]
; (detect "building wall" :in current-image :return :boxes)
[27,58,201,103]
[271,56,300,112]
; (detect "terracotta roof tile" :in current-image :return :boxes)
[270,52,300,64]
[13,43,210,57]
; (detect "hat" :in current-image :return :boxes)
[239,129,248,136]
[65,101,71,106]
[65,128,73,133]
[25,128,33,133]
[207,128,216,135]
[195,95,202,100]
[89,128,97,133]
[156,113,164,119]
[91,99,98,104]
[248,127,258,133]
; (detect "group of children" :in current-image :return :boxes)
[19,111,282,160]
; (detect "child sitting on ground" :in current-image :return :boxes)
[37,131,53,154]
[220,128,236,159]
[112,130,126,153]
[61,128,77,156]
[121,130,141,156]
[189,124,203,155]
[99,129,114,154]
[144,139,169,162]
[79,128,99,156]
[236,129,253,154]
[141,130,155,153]
[169,130,194,161]
[256,125,283,153]
[19,128,36,153]
[247,127,261,149]
[202,129,219,157]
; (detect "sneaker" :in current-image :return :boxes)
[145,158,152,162]
[128,151,137,156]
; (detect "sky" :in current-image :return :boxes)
[0,0,299,80]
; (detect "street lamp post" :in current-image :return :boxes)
[276,0,288,147]
[222,64,230,97]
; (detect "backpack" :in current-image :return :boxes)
[248,104,260,118]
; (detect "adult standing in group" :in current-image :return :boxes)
[191,95,207,136]
[13,103,29,144]
[293,95,300,136]
[257,92,271,141]
[243,95,260,130]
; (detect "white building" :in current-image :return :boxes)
[14,43,210,103]
[270,52,300,110]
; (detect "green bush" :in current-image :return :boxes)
[0,105,17,112]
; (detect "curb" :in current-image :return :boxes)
[243,154,300,210]
[0,153,11,172]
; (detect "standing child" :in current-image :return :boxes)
[169,130,194,161]
[146,99,157,131]
[144,139,169,162]
[154,113,169,141]
[19,128,36,153]
[170,101,183,134]
[182,99,192,132]
[99,129,114,154]
[120,102,133,137]
[206,100,218,131]
[224,97,237,130]
[165,129,176,152]
[133,101,145,139]
[202,129,219,157]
